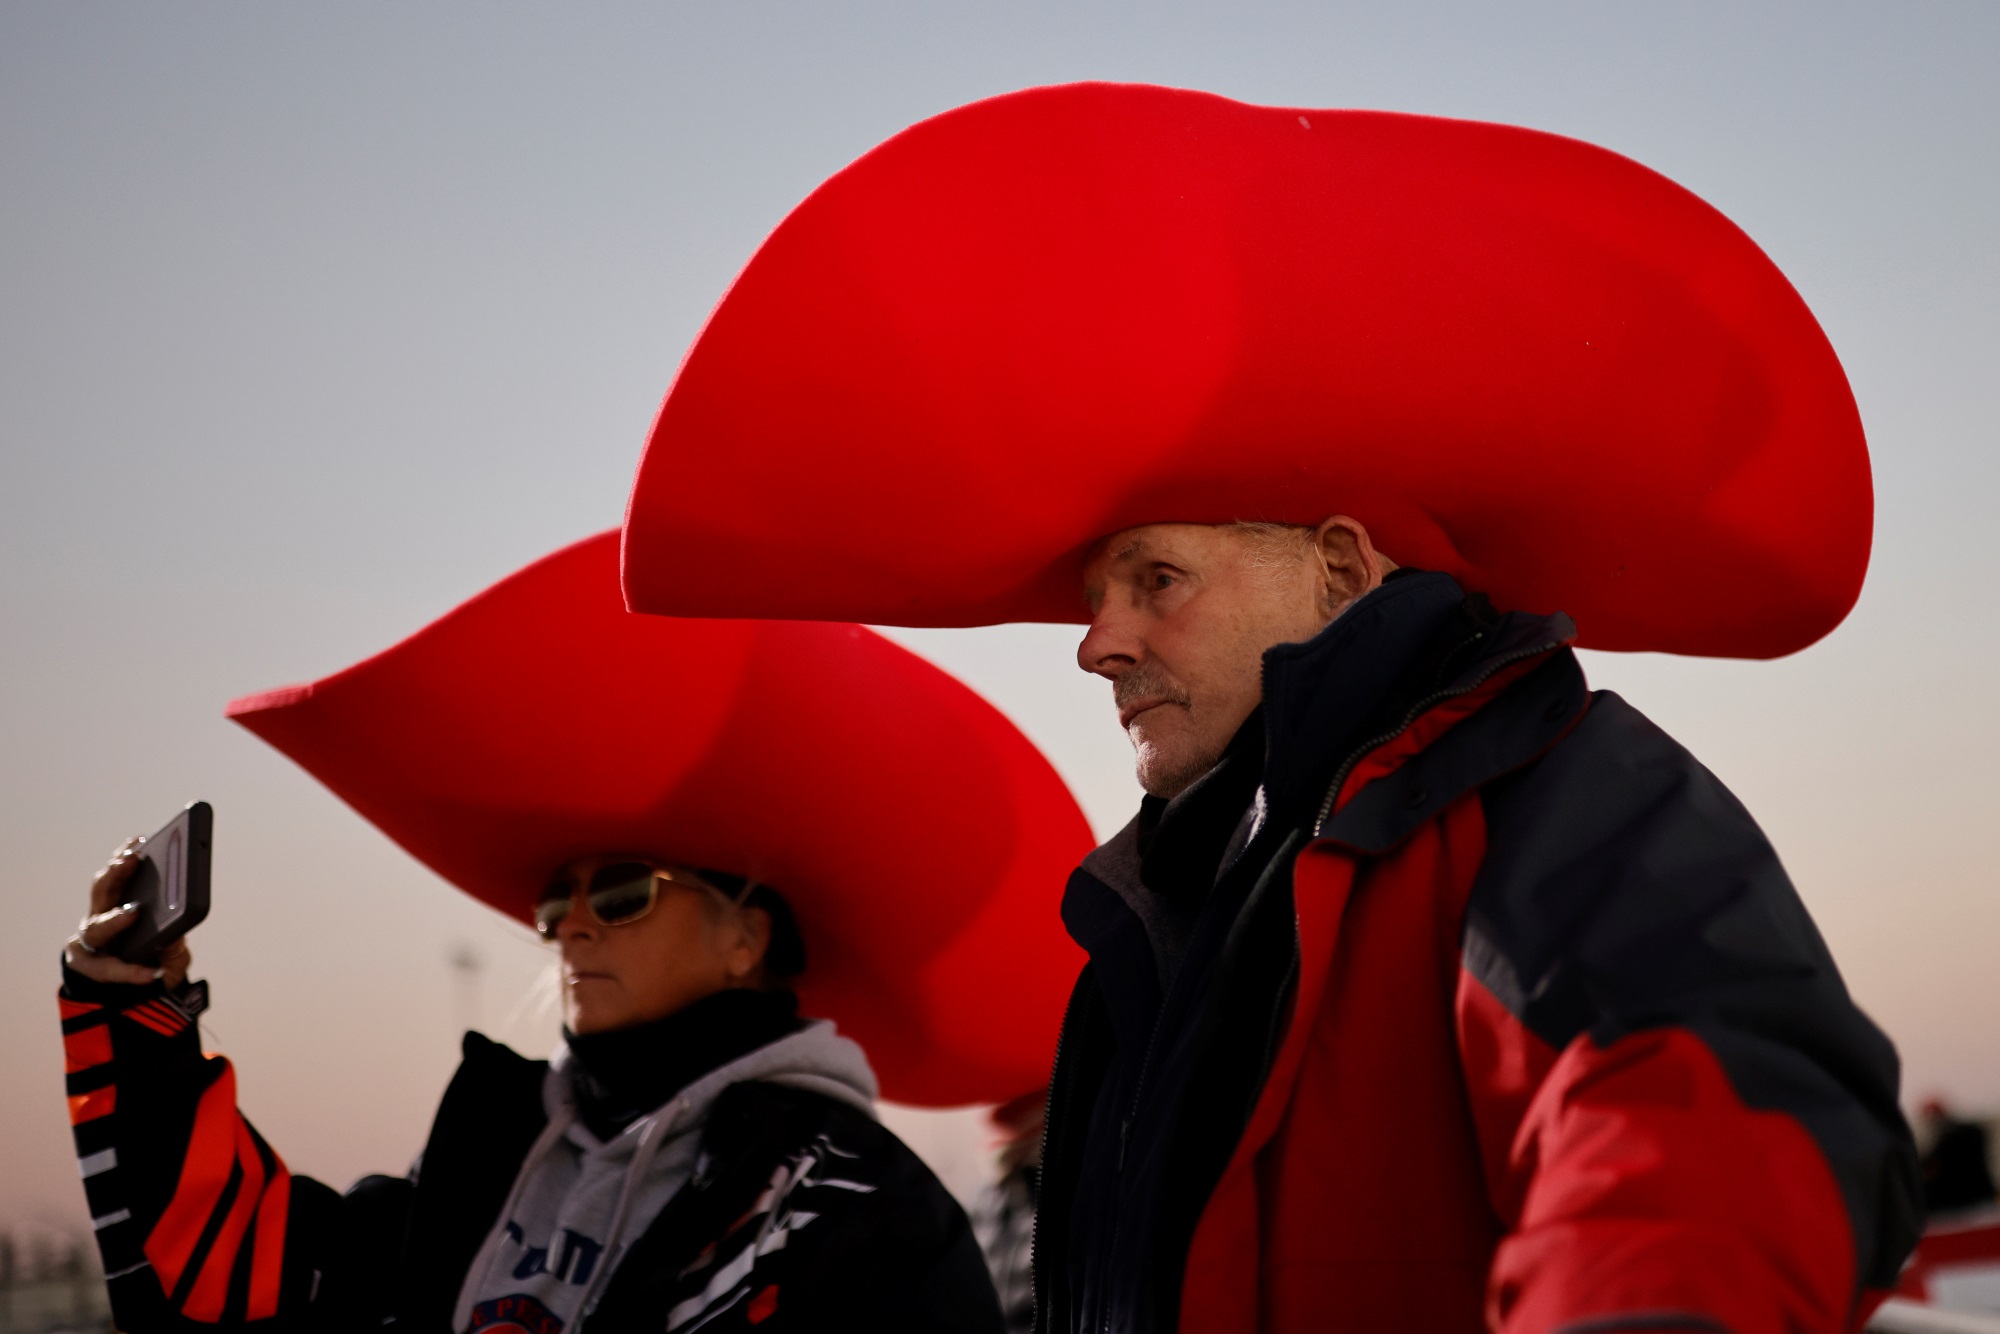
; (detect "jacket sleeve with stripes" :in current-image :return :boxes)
[58,964,390,1331]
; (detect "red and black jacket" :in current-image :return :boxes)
[1034,571,1920,1334]
[58,974,1000,1332]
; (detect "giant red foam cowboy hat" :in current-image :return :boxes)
[225,531,1091,1106]
[621,81,1871,658]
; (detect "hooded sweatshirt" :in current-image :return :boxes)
[452,1002,878,1333]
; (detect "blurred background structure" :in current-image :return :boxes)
[3,0,1997,1287]
[0,1224,110,1334]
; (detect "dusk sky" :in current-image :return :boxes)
[4,3,1996,1233]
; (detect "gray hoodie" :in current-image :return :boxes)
[452,1018,878,1333]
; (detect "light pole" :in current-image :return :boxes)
[447,942,484,1037]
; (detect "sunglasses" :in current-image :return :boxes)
[534,861,725,939]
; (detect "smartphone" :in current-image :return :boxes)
[112,801,213,965]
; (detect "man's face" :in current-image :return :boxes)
[1078,524,1333,799]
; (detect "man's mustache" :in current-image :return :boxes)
[1113,664,1193,714]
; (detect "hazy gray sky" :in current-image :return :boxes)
[4,3,1996,1231]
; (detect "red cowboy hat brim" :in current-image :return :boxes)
[226,532,1091,1106]
[621,81,1870,658]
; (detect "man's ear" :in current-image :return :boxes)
[1312,516,1394,618]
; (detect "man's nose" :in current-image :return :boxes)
[1077,607,1142,680]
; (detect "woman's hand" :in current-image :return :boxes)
[64,837,192,989]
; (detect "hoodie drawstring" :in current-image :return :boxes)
[575,1098,680,1317]
[450,1106,577,1332]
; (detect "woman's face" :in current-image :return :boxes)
[549,860,771,1035]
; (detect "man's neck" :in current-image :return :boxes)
[1136,707,1267,902]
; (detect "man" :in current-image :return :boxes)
[1032,513,1914,1332]
[616,84,1922,1330]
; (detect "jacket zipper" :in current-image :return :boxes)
[1117,1009,1171,1173]
[1092,987,1172,1333]
[1311,637,1561,837]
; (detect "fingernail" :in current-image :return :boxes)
[118,902,138,915]
[151,968,164,980]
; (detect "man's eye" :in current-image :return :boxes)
[1152,571,1176,591]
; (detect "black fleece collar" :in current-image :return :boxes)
[564,988,802,1141]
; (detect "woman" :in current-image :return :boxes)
[59,531,1091,1332]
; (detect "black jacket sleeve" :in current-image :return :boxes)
[771,1115,1003,1333]
[58,964,405,1332]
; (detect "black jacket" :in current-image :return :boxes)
[58,971,1002,1333]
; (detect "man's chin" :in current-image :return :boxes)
[1133,736,1227,801]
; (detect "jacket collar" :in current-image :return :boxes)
[1257,570,1471,828]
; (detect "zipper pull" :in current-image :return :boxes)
[1117,1117,1131,1171]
